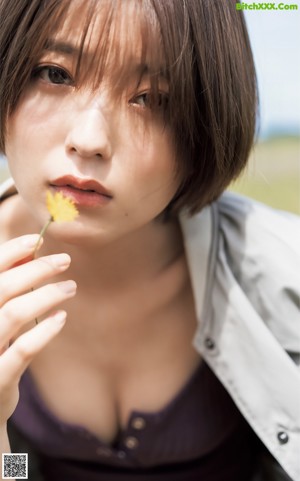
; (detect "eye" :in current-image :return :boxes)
[130,92,169,110]
[132,93,152,108]
[33,66,73,86]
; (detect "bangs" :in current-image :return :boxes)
[0,0,257,214]
[44,0,166,96]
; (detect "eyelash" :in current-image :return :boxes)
[130,92,169,110]
[32,65,73,86]
[31,65,169,110]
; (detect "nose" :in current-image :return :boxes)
[65,101,112,161]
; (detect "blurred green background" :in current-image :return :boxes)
[1,135,299,214]
[230,135,299,214]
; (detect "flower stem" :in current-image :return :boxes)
[33,217,53,324]
[33,217,53,257]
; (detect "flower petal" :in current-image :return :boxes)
[46,191,79,223]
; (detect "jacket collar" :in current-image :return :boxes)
[179,206,212,324]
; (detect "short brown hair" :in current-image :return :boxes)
[0,0,258,214]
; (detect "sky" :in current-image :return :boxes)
[244,5,300,138]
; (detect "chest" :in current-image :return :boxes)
[29,285,201,444]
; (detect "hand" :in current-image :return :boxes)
[0,234,77,425]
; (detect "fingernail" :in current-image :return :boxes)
[58,280,77,295]
[21,235,43,249]
[52,311,67,325]
[50,254,71,268]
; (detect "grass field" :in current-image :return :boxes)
[1,135,299,214]
[230,135,300,214]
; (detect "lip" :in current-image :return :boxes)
[49,175,112,207]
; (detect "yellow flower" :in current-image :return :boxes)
[46,190,79,223]
[32,190,79,324]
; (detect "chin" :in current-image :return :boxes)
[46,222,113,249]
[46,222,87,244]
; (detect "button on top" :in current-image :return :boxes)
[204,337,215,350]
[117,450,126,459]
[124,436,139,449]
[96,446,112,457]
[132,417,146,430]
[277,431,289,444]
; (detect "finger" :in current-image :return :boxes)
[0,235,43,272]
[11,255,35,268]
[0,311,66,387]
[0,253,71,306]
[0,280,76,345]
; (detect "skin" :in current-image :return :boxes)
[6,0,179,248]
[0,2,200,444]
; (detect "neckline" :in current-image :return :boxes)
[22,359,205,447]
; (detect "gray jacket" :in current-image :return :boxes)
[180,193,300,481]
[1,178,300,480]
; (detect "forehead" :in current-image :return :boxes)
[47,0,164,82]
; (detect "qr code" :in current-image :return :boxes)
[2,453,28,479]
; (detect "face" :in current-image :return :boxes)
[5,0,180,246]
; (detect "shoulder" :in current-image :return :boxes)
[0,177,17,200]
[215,191,299,279]
[0,178,17,242]
[216,191,299,250]
[0,178,34,243]
[215,192,300,353]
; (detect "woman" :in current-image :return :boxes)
[0,0,299,480]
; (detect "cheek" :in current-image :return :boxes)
[138,130,178,186]
[124,130,179,211]
[5,115,33,184]
[7,90,63,153]
[5,116,24,174]
[6,100,66,192]
[5,96,55,194]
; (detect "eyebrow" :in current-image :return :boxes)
[44,39,80,56]
[44,39,168,82]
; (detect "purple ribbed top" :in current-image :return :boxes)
[11,361,259,480]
